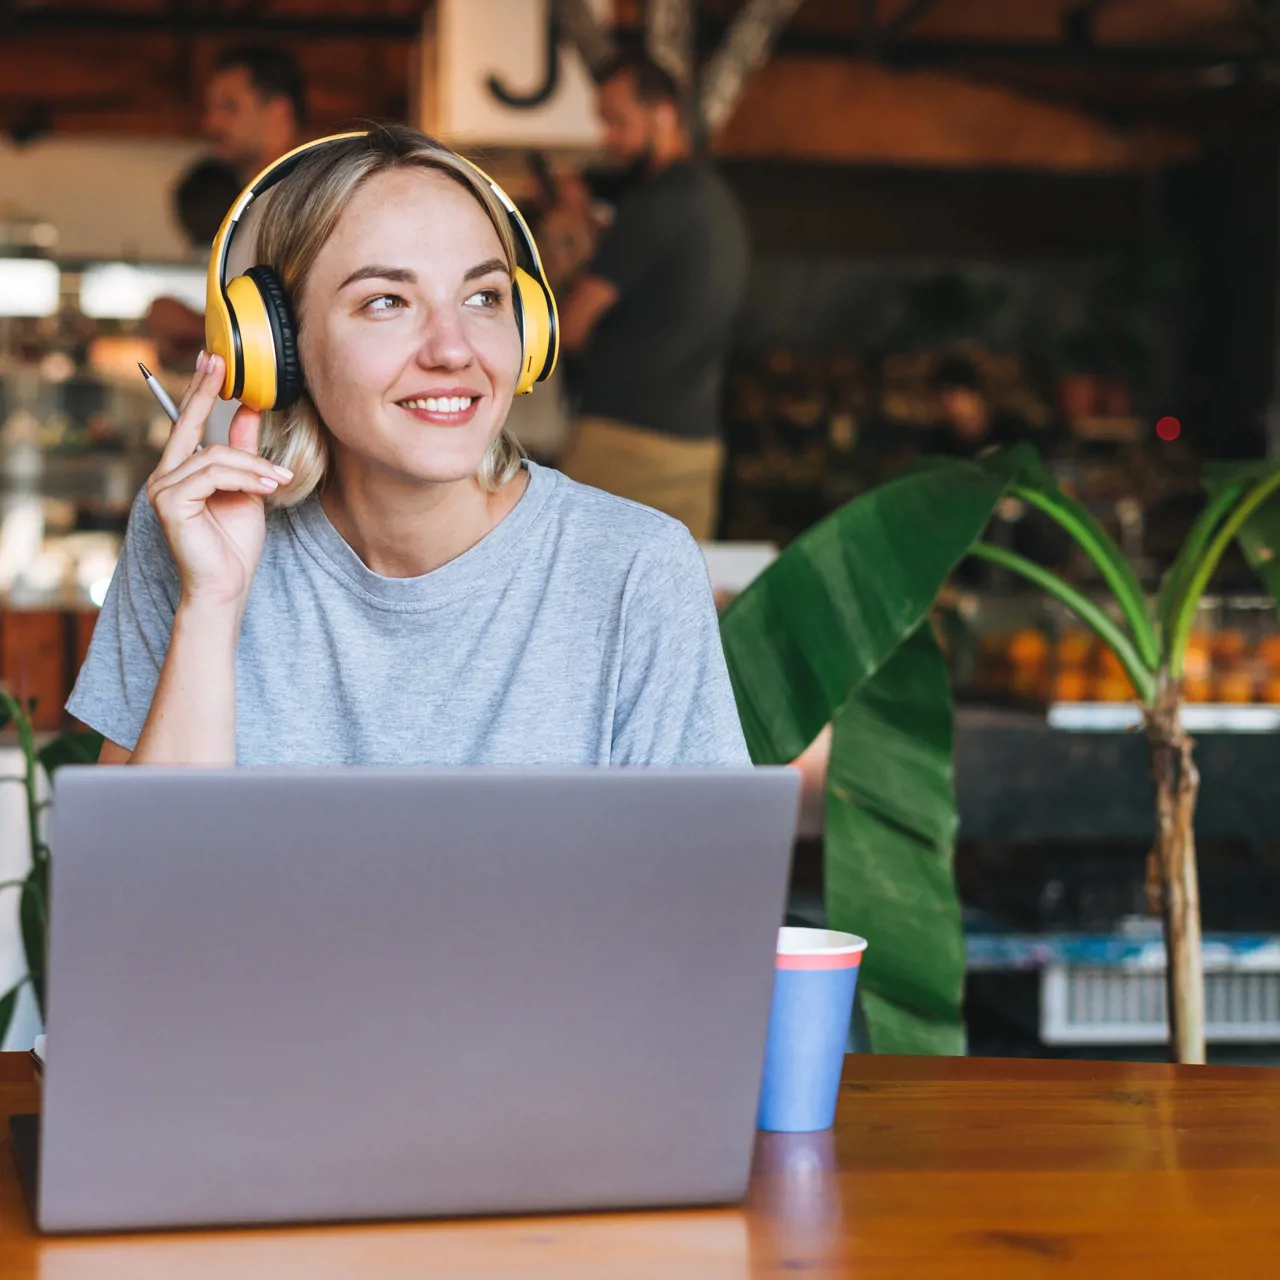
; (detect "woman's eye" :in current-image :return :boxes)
[363,294,405,315]
[465,288,503,310]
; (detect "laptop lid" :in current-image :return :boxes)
[39,766,799,1232]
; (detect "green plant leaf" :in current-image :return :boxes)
[1168,465,1280,675]
[0,982,22,1048]
[1160,479,1250,646]
[969,543,1157,703]
[824,625,965,1055]
[976,445,1159,668]
[720,460,1005,1054]
[20,858,47,1021]
[1202,461,1280,614]
[720,459,1007,764]
[38,729,103,776]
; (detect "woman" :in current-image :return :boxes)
[68,127,748,768]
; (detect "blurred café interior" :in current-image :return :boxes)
[5,0,1280,1059]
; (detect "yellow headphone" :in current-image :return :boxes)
[205,131,560,412]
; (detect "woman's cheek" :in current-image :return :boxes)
[472,323,521,396]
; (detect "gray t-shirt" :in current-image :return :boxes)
[68,461,750,767]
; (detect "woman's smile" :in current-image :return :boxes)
[395,389,482,426]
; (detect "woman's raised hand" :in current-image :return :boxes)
[145,353,293,613]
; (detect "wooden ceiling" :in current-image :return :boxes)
[2,1,1279,156]
[0,1,421,140]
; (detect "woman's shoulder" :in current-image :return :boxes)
[537,463,701,563]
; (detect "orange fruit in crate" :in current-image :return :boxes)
[1097,645,1127,677]
[1007,628,1049,666]
[1056,631,1094,668]
[1010,664,1049,702]
[1262,674,1280,703]
[1214,629,1248,662]
[1257,634,1280,671]
[1052,668,1091,703]
[1182,633,1212,680]
[1215,670,1256,704]
[1183,675,1213,703]
[1095,673,1134,703]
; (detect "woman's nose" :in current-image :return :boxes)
[415,308,473,371]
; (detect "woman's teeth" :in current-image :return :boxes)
[401,396,474,413]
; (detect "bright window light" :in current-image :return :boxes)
[0,258,60,317]
[79,263,206,320]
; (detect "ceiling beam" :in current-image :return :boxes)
[879,0,942,48]
[700,0,807,135]
[4,7,421,39]
[615,18,1268,74]
[553,0,616,80]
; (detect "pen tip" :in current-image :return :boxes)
[137,361,152,378]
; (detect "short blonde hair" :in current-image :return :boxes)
[252,125,525,506]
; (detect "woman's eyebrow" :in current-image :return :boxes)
[464,257,510,283]
[338,265,416,290]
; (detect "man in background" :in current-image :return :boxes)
[202,44,306,183]
[145,46,306,411]
[552,47,750,540]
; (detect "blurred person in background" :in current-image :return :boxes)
[549,46,750,540]
[146,46,307,440]
[145,158,242,374]
[921,354,1034,460]
[202,44,306,183]
[147,48,305,368]
[174,158,245,251]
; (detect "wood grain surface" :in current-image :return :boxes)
[3,1051,1278,1277]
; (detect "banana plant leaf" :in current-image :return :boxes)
[1203,461,1280,608]
[719,460,1007,1052]
[826,625,965,1053]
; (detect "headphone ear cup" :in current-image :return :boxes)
[512,266,555,397]
[244,266,303,409]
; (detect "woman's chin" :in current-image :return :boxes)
[395,443,496,487]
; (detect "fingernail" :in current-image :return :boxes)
[273,465,293,481]
[260,476,278,490]
[196,352,206,372]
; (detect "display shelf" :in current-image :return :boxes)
[1047,701,1280,732]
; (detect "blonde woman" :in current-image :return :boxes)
[68,127,748,768]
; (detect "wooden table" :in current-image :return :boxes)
[3,1051,1278,1277]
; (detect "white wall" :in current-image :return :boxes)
[433,0,610,149]
[1,136,205,262]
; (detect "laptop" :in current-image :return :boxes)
[17,765,799,1233]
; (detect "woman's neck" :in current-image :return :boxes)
[319,452,529,579]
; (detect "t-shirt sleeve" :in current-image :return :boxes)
[611,522,751,766]
[588,188,678,298]
[66,489,181,750]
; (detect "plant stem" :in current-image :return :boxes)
[970,543,1157,704]
[1145,682,1205,1064]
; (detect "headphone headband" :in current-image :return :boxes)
[205,130,559,408]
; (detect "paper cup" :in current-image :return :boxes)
[757,927,867,1132]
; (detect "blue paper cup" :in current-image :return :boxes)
[757,927,867,1132]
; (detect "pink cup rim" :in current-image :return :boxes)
[775,926,867,970]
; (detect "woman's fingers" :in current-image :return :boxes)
[174,352,206,416]
[158,353,226,471]
[226,403,263,455]
[150,463,283,516]
[149,443,291,499]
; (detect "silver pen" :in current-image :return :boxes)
[138,361,180,423]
